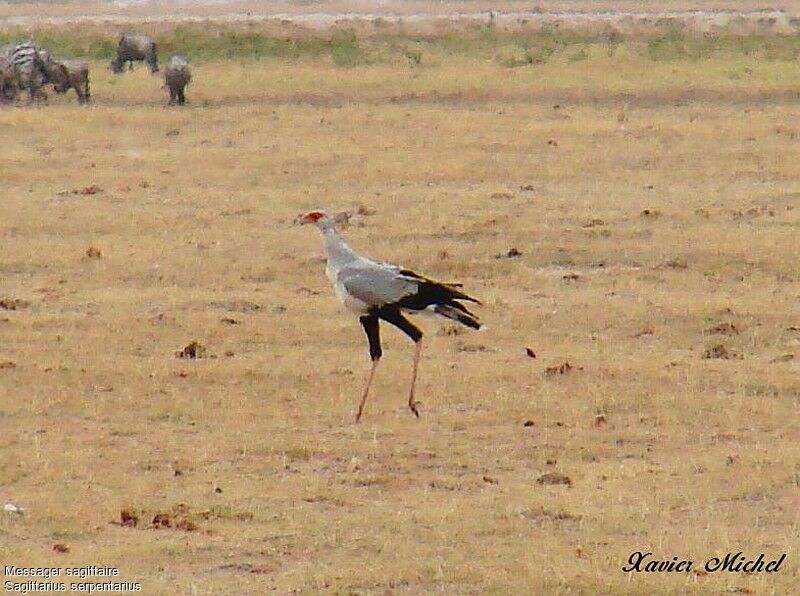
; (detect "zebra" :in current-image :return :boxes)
[4,42,47,100]
[3,42,68,102]
[0,55,19,103]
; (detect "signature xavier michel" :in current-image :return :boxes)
[623,551,787,574]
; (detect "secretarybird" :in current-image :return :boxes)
[298,210,481,422]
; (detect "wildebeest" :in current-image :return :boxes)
[110,32,158,74]
[37,48,70,94]
[55,59,90,104]
[164,55,191,105]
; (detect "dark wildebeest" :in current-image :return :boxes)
[110,32,158,74]
[164,55,191,105]
[37,48,70,94]
[54,59,90,104]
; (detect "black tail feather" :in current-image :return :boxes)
[433,304,481,330]
[443,300,472,315]
[399,269,481,305]
[392,269,481,330]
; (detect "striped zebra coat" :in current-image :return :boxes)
[2,42,68,101]
[0,55,18,102]
[3,42,46,100]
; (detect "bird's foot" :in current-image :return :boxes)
[409,400,420,418]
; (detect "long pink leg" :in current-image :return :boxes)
[355,359,380,423]
[408,340,423,418]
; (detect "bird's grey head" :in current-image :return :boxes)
[297,210,335,230]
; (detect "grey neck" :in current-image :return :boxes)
[320,225,359,270]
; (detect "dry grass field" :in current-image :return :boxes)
[1,23,800,595]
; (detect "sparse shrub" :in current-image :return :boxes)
[404,47,422,66]
[330,30,362,67]
[568,48,589,62]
